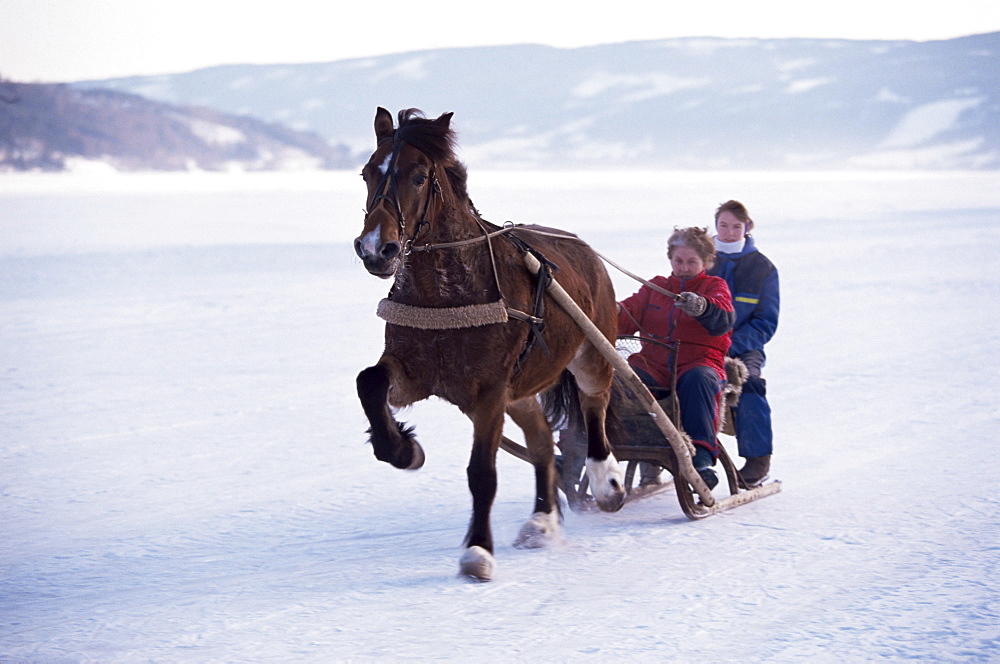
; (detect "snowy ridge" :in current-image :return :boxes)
[75,33,1000,170]
[0,82,356,172]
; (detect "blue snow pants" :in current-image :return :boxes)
[731,350,773,458]
[633,364,725,460]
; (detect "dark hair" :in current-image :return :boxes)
[714,199,754,235]
[667,226,716,270]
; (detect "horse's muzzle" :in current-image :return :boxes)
[354,237,402,278]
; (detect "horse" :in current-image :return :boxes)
[353,107,626,581]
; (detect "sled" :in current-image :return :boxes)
[500,252,781,520]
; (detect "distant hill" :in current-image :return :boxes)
[74,33,1000,170]
[0,81,356,172]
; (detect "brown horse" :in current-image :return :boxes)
[354,108,625,581]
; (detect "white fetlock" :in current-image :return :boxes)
[459,546,495,581]
[586,455,626,512]
[513,511,561,549]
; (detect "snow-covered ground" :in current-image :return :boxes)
[2,169,998,661]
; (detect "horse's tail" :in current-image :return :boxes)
[541,370,626,452]
[540,370,580,431]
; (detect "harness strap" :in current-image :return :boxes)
[499,232,558,368]
[516,253,551,368]
[409,212,557,368]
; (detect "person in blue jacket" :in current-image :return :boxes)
[707,200,779,485]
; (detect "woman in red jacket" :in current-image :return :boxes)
[618,227,735,488]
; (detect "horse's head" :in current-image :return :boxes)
[354,107,458,278]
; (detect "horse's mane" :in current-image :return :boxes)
[396,108,469,202]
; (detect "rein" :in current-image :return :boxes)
[407,222,517,252]
[412,222,681,302]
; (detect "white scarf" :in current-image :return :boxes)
[715,237,745,254]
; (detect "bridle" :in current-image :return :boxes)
[364,133,442,255]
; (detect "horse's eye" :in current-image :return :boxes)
[413,174,428,186]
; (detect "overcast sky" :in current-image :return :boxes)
[2,0,999,82]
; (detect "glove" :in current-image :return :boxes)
[677,292,708,317]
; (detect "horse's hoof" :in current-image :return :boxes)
[586,456,627,513]
[513,511,561,549]
[405,440,425,470]
[596,486,626,513]
[459,546,495,581]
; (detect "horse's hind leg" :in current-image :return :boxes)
[506,397,561,549]
[570,352,626,512]
[356,355,425,470]
[578,391,626,512]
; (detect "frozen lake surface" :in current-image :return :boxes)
[2,169,998,661]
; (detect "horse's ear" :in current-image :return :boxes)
[374,107,394,141]
[434,111,454,130]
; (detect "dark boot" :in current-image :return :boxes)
[638,462,663,487]
[692,447,719,490]
[697,466,719,490]
[739,455,771,486]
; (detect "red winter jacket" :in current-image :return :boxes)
[617,271,734,387]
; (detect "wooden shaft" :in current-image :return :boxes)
[523,252,716,506]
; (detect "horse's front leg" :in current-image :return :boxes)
[356,355,426,470]
[506,397,561,549]
[458,394,506,581]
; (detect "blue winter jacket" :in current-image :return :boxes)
[707,236,779,359]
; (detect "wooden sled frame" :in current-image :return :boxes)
[499,252,781,520]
